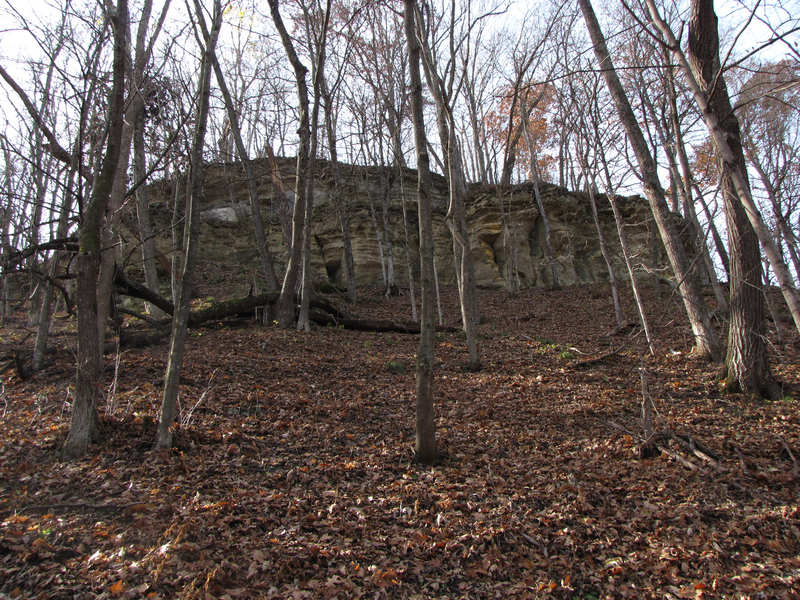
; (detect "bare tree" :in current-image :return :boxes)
[154,0,223,450]
[63,0,129,460]
[642,0,792,396]
[405,0,438,465]
[210,43,280,291]
[566,72,627,326]
[578,0,722,362]
[269,0,311,329]
[738,61,800,286]
[417,0,481,370]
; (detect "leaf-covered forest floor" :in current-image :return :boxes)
[1,265,799,599]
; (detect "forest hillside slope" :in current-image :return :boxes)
[1,273,799,599]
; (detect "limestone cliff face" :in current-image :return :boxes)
[130,158,668,290]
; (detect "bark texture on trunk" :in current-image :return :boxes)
[154,0,222,449]
[63,0,128,460]
[578,0,721,362]
[643,0,781,396]
[683,0,778,397]
[405,0,437,465]
[270,0,310,329]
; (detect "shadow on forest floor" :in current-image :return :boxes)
[1,268,799,599]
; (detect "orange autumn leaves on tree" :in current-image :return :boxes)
[485,83,557,182]
[690,137,718,189]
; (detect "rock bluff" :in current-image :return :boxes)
[126,158,669,290]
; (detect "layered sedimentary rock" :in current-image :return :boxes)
[126,158,669,290]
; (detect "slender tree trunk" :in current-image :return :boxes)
[63,0,128,460]
[170,168,186,302]
[33,128,83,372]
[270,0,310,329]
[669,71,728,312]
[762,259,784,345]
[133,105,165,319]
[0,142,11,325]
[579,0,721,362]
[399,172,417,321]
[745,144,800,287]
[33,170,76,371]
[97,0,170,356]
[606,180,656,355]
[418,25,480,350]
[369,190,388,286]
[264,143,293,245]
[322,85,356,302]
[498,190,519,293]
[464,85,488,184]
[650,221,662,300]
[26,40,62,331]
[521,100,559,290]
[210,49,279,291]
[433,255,443,327]
[154,0,222,449]
[405,0,437,465]
[380,177,397,294]
[640,76,712,291]
[694,183,730,276]
[579,159,626,326]
[297,1,331,332]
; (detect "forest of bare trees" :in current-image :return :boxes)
[1,0,798,460]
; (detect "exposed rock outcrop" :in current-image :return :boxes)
[123,158,670,290]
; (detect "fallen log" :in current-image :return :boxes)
[188,292,278,326]
[114,271,350,327]
[308,310,458,334]
[113,269,174,315]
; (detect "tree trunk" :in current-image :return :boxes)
[33,133,81,372]
[745,144,800,287]
[669,68,728,312]
[133,105,165,319]
[405,0,437,465]
[33,177,75,371]
[97,0,170,357]
[644,0,783,396]
[694,183,730,276]
[498,191,520,293]
[399,173,418,321]
[322,83,356,303]
[210,49,279,291]
[296,0,331,333]
[0,141,11,324]
[579,158,626,326]
[578,0,721,362]
[369,191,388,286]
[264,143,293,245]
[520,99,559,290]
[379,177,397,293]
[605,178,656,355]
[154,0,222,450]
[418,21,480,361]
[762,259,784,346]
[63,0,128,460]
[270,0,310,329]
